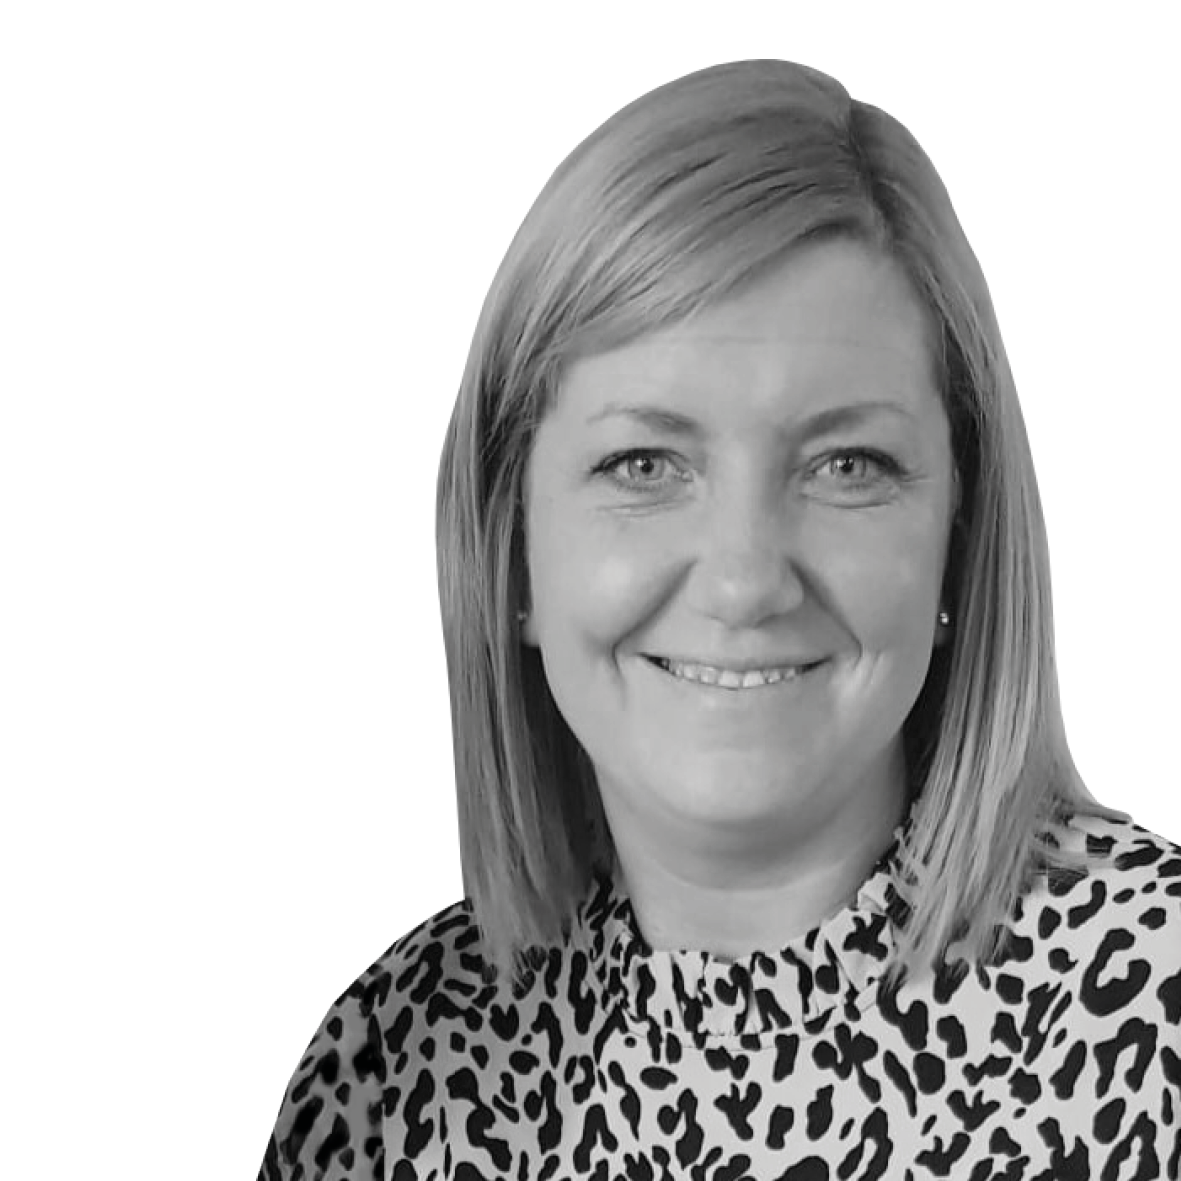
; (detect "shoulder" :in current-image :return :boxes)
[258,896,486,1181]
[1050,809,1181,903]
[299,894,490,1068]
[1011,810,1181,1017]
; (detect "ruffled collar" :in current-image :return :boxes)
[570,816,913,1041]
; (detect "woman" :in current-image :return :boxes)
[258,60,1180,1179]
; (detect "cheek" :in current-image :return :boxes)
[535,519,668,642]
[811,513,948,644]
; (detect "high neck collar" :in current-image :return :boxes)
[570,814,914,1041]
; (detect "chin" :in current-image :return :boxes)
[657,768,816,825]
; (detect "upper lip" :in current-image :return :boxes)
[645,654,826,672]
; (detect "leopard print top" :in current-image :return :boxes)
[258,811,1181,1179]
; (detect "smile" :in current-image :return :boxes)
[646,656,826,689]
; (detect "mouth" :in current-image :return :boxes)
[642,654,828,690]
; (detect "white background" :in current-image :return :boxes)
[1,4,1176,1177]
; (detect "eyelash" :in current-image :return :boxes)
[592,447,906,493]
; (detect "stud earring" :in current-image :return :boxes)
[938,609,951,627]
[517,610,528,624]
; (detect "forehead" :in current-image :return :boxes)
[557,239,940,421]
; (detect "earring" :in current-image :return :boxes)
[517,610,528,624]
[938,609,951,627]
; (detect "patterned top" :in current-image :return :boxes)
[257,810,1181,1179]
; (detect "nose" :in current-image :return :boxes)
[689,481,807,629]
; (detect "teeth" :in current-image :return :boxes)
[661,659,808,688]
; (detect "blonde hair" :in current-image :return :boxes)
[435,59,1129,993]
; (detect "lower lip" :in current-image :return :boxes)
[642,656,829,699]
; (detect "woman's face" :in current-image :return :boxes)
[521,237,958,866]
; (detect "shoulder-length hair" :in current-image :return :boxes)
[436,59,1129,993]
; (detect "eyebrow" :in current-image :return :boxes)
[586,399,920,436]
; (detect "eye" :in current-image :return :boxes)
[594,448,686,491]
[816,448,903,484]
[591,446,907,499]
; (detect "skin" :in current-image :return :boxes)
[521,237,959,960]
